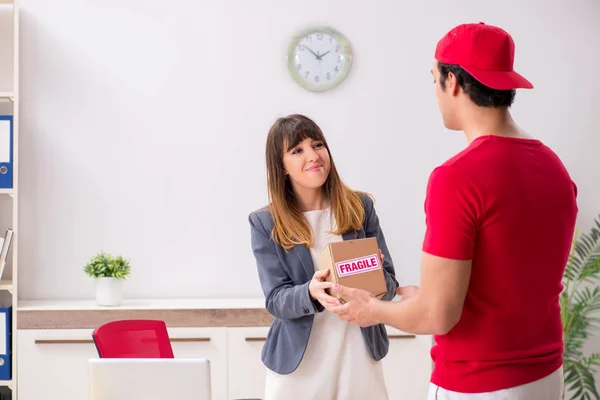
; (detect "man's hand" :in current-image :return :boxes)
[309,270,341,307]
[327,284,379,327]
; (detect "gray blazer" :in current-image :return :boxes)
[248,193,399,374]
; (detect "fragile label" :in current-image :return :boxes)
[335,254,381,277]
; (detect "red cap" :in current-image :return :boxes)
[435,22,533,90]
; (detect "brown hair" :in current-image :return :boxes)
[265,114,366,249]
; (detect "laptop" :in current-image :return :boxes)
[89,358,211,400]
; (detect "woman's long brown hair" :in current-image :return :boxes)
[266,114,366,249]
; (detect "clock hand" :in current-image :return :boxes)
[304,46,320,59]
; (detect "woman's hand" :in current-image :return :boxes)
[309,270,341,307]
[396,285,420,300]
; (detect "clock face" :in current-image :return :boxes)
[287,27,353,92]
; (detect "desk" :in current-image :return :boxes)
[16,298,432,400]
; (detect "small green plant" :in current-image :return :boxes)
[561,215,600,400]
[83,251,131,279]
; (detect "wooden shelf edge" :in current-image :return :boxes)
[0,280,13,292]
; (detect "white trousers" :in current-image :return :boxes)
[264,310,388,400]
[427,366,563,400]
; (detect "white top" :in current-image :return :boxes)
[264,207,389,400]
[304,206,344,266]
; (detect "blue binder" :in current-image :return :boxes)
[0,116,13,189]
[0,306,10,380]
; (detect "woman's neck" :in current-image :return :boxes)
[294,187,328,212]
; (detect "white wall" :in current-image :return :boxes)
[9,0,600,362]
[0,0,596,389]
[0,5,13,93]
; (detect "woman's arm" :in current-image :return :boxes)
[362,195,399,301]
[249,212,328,320]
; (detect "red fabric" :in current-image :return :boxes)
[92,319,174,358]
[423,135,578,393]
[435,22,533,90]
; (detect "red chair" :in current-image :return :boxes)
[92,319,174,358]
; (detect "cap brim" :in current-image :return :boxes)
[461,65,533,90]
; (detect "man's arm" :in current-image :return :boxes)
[374,252,471,334]
[330,252,471,334]
[330,165,477,334]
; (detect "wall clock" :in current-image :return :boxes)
[286,27,353,92]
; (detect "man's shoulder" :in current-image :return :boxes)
[426,155,479,195]
[431,136,507,180]
[438,138,489,170]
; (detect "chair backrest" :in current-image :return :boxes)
[89,358,211,400]
[92,319,174,358]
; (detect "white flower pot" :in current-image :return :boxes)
[95,277,123,306]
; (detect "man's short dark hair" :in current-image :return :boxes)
[437,62,516,108]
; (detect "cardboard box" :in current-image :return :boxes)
[318,237,387,303]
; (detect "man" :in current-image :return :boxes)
[328,22,578,399]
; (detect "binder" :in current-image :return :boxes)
[0,116,12,189]
[0,306,11,380]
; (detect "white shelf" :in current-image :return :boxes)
[18,297,266,311]
[0,280,12,292]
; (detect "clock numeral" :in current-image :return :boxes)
[305,71,310,78]
[315,75,320,83]
[296,64,302,71]
[335,45,341,52]
[298,44,305,51]
[316,33,324,41]
[326,72,331,80]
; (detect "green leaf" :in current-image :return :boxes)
[82,251,131,279]
[564,358,600,399]
[563,215,600,399]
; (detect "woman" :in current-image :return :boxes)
[248,114,399,400]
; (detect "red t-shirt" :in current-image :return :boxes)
[423,135,578,393]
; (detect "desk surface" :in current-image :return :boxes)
[18,297,266,311]
[17,298,273,330]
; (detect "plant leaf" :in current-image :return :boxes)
[563,215,600,399]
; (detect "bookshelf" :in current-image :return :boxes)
[0,0,17,396]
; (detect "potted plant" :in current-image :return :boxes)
[561,215,600,400]
[83,251,131,306]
